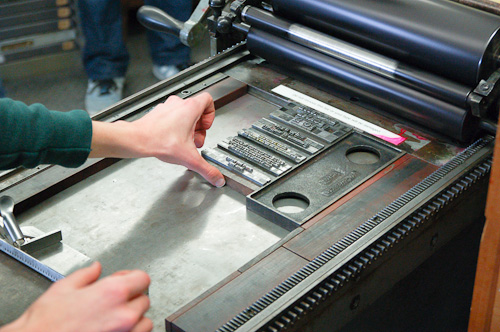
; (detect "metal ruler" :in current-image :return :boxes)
[0,226,92,282]
[0,238,64,281]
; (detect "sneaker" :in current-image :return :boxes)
[152,64,185,81]
[85,77,125,115]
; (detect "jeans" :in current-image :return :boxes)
[78,0,192,80]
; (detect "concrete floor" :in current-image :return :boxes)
[0,10,484,332]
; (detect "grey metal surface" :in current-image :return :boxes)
[6,93,288,331]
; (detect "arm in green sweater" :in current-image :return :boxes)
[0,93,224,186]
[0,98,92,169]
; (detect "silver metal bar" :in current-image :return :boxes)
[287,24,398,79]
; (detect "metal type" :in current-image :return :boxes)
[247,28,478,142]
[269,105,352,143]
[241,6,471,108]
[252,118,324,155]
[271,0,500,87]
[220,134,494,332]
[247,132,404,230]
[202,148,272,186]
[218,136,292,176]
[238,128,307,163]
[3,25,495,329]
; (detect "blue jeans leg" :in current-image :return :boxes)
[78,0,129,80]
[145,0,192,67]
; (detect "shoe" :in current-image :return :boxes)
[152,64,186,81]
[85,77,125,115]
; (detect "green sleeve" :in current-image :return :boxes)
[0,98,92,169]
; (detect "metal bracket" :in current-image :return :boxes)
[206,0,260,55]
[137,0,219,48]
[0,195,62,253]
[468,69,500,118]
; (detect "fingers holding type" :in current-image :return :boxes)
[183,150,225,187]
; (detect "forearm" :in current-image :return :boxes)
[0,99,92,169]
[89,120,149,159]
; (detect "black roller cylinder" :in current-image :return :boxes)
[242,6,472,109]
[271,0,500,86]
[247,28,478,142]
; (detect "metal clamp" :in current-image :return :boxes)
[468,69,500,119]
[0,195,62,254]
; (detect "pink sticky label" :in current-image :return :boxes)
[374,134,407,146]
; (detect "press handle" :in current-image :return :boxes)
[137,5,184,36]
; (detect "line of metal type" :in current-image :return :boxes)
[216,135,493,332]
[241,6,471,108]
[247,28,478,142]
[271,0,500,87]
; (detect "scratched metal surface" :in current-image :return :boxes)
[0,93,289,331]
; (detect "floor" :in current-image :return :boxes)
[0,9,484,332]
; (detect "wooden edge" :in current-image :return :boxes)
[193,76,248,110]
[468,115,500,331]
[453,0,500,15]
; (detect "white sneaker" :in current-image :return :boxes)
[152,65,180,81]
[85,77,125,115]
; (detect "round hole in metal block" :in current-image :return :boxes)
[272,192,310,214]
[346,145,380,164]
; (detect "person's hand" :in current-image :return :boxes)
[132,92,225,187]
[90,92,225,187]
[2,262,152,332]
